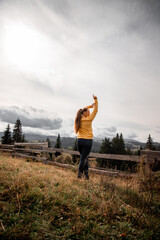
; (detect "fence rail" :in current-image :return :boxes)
[0,143,141,161]
[0,143,160,176]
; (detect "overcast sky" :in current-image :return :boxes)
[0,0,160,142]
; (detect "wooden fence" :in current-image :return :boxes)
[0,143,160,177]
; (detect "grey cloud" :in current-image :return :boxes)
[28,106,45,113]
[96,126,117,133]
[39,0,71,19]
[25,68,64,93]
[118,121,150,131]
[0,108,62,130]
[141,0,160,23]
[155,127,160,134]
[10,106,45,115]
[127,133,138,139]
[30,79,54,94]
[105,126,117,133]
[95,126,117,139]
[96,131,115,139]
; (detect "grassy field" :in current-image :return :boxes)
[0,153,160,240]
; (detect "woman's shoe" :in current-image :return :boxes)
[77,172,82,178]
[84,175,89,180]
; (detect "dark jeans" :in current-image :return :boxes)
[77,138,93,176]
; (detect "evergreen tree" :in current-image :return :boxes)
[12,118,23,143]
[1,124,12,144]
[96,138,112,168]
[112,133,120,154]
[111,133,127,171]
[119,133,126,154]
[146,134,154,150]
[126,147,132,155]
[112,133,126,154]
[46,137,51,147]
[54,134,61,148]
[46,138,53,160]
[135,146,143,156]
[156,144,160,151]
[22,134,26,143]
[100,138,112,154]
[73,138,78,151]
[72,138,78,163]
[54,134,61,157]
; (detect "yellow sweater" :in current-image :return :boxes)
[76,99,98,139]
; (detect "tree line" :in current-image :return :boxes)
[95,133,156,170]
[1,118,157,154]
[98,133,155,155]
[1,119,25,144]
[1,119,62,150]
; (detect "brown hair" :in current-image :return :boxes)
[74,108,88,133]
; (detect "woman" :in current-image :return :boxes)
[74,95,98,179]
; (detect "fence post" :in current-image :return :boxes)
[12,144,15,158]
[12,146,15,158]
[140,149,160,171]
[43,142,48,164]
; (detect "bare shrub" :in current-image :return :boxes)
[55,153,73,164]
[137,155,160,194]
[47,153,55,162]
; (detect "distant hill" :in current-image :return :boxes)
[124,138,160,151]
[124,139,146,151]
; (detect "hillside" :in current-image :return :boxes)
[0,153,160,239]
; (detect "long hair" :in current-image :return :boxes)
[74,108,88,133]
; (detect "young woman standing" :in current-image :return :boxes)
[74,95,98,179]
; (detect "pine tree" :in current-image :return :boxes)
[73,138,78,151]
[112,133,120,154]
[146,134,154,150]
[126,147,132,155]
[46,138,52,160]
[119,133,126,154]
[96,138,112,168]
[72,138,78,163]
[54,134,61,148]
[54,134,61,157]
[46,138,51,147]
[22,134,26,143]
[1,124,12,144]
[12,118,23,143]
[100,138,112,154]
[112,133,126,154]
[135,146,143,156]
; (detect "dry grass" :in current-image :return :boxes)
[0,153,160,240]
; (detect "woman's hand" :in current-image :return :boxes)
[90,103,95,108]
[93,94,97,100]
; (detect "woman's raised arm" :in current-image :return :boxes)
[88,95,98,121]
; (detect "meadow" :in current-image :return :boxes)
[0,153,160,239]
